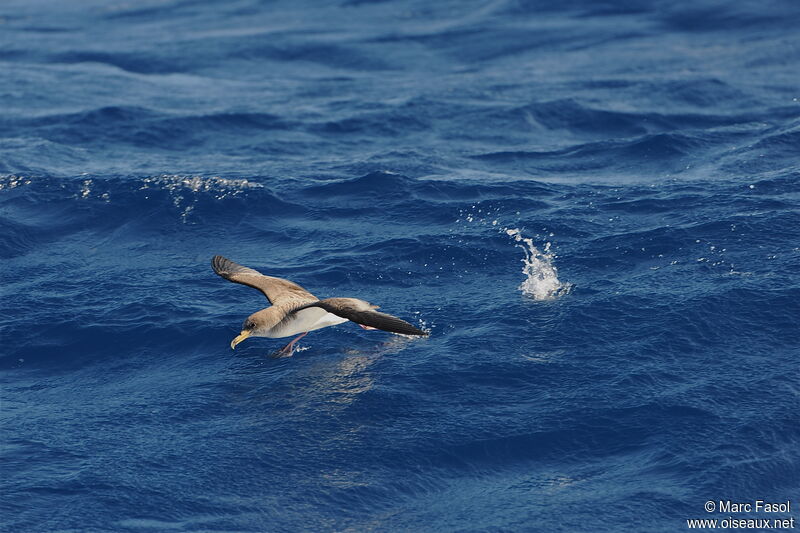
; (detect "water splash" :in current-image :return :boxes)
[505,228,572,300]
[456,205,571,300]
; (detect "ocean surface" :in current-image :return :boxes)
[2,1,799,532]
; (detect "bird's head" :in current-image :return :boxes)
[230,316,258,350]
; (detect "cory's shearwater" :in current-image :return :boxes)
[212,255,427,355]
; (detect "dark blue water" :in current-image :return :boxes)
[2,1,799,531]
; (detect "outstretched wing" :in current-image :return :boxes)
[211,255,318,306]
[295,297,428,336]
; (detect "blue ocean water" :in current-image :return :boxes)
[2,0,799,531]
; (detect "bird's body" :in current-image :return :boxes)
[249,305,348,338]
[211,255,427,355]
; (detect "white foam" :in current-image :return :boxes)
[505,228,572,300]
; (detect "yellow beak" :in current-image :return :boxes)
[230,330,251,350]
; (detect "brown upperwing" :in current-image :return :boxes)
[211,255,318,306]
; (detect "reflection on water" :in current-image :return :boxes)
[317,335,418,406]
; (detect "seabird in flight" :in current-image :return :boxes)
[211,255,428,356]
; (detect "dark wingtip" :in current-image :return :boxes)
[394,322,429,336]
[211,255,231,275]
[378,315,430,336]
